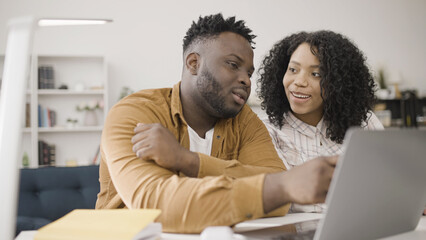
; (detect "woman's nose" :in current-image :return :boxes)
[293,73,308,87]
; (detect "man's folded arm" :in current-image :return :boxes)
[102,105,288,233]
[197,154,284,178]
[107,157,271,233]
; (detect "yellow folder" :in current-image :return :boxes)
[34,209,161,240]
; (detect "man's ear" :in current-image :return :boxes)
[185,52,200,75]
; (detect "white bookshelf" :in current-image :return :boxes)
[22,55,108,167]
[0,55,4,84]
[37,89,104,95]
[38,126,104,133]
[1,55,32,168]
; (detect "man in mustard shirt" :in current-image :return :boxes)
[96,13,337,233]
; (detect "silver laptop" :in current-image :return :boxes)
[241,129,426,240]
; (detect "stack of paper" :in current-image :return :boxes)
[34,209,161,240]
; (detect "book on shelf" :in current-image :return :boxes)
[38,65,55,89]
[38,140,56,166]
[34,209,162,240]
[38,104,57,128]
[25,103,30,128]
[42,141,49,165]
[48,144,56,166]
[38,141,43,166]
[43,107,48,127]
[38,105,41,127]
[49,110,56,127]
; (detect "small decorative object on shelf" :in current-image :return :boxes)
[66,118,78,128]
[376,67,387,90]
[66,158,78,167]
[76,100,104,126]
[74,83,85,91]
[89,84,104,91]
[76,100,104,112]
[22,152,29,168]
[119,86,134,100]
[374,110,392,127]
[58,84,68,90]
[84,110,98,126]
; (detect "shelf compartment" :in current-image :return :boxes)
[38,126,103,133]
[38,89,104,95]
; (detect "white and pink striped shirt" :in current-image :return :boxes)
[262,111,384,213]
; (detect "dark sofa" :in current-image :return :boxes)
[16,165,100,235]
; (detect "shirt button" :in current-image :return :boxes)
[246,213,253,219]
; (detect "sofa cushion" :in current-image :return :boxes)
[17,165,99,234]
[16,216,51,236]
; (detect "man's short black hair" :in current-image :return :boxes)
[183,13,256,53]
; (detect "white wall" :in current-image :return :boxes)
[1,0,425,107]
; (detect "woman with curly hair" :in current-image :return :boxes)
[257,30,383,213]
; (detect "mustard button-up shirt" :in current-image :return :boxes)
[96,82,289,233]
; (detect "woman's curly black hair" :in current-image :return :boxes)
[182,13,256,53]
[257,30,376,144]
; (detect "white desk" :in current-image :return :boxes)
[16,214,426,240]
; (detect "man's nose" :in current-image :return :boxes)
[238,72,251,88]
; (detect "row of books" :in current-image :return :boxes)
[38,104,57,127]
[35,143,100,167]
[38,65,55,89]
[38,140,56,166]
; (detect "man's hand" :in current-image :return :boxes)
[263,156,338,213]
[281,155,338,204]
[131,123,200,177]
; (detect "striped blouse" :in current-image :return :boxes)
[262,111,384,213]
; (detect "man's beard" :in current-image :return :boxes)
[196,68,240,119]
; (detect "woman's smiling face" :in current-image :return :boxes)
[283,42,324,126]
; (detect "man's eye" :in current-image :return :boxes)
[228,61,238,69]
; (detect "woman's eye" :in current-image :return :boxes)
[312,72,321,77]
[288,67,296,73]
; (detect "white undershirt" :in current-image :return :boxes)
[187,125,214,156]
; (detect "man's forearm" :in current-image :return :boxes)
[263,172,289,213]
[263,156,338,213]
[176,151,200,177]
[175,151,284,179]
[198,154,285,178]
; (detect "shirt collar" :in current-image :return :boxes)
[284,112,327,138]
[170,82,188,126]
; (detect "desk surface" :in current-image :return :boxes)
[16,214,426,240]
